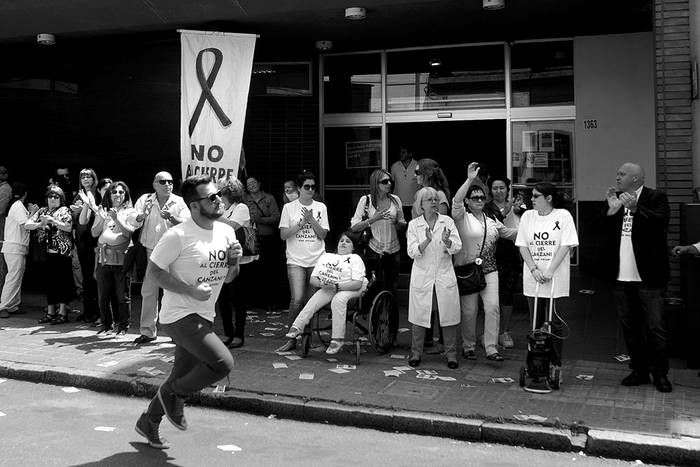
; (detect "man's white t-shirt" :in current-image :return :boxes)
[150,219,237,324]
[279,199,329,267]
[515,208,579,298]
[1,200,30,255]
[617,185,644,282]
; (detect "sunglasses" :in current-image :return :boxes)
[469,196,486,202]
[302,184,316,191]
[194,190,222,203]
[111,190,125,195]
[80,173,93,179]
[532,193,543,199]
[47,194,60,199]
[378,179,392,185]
[157,180,174,185]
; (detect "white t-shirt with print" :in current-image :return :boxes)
[150,219,237,324]
[617,185,644,282]
[312,252,367,287]
[515,208,579,298]
[279,199,329,267]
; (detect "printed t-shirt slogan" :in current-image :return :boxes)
[179,30,256,182]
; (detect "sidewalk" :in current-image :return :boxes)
[1,289,699,465]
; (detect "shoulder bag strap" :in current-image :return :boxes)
[477,212,487,259]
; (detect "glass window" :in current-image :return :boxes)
[251,62,311,96]
[324,126,382,186]
[323,54,381,113]
[511,121,574,205]
[386,45,505,112]
[511,41,574,107]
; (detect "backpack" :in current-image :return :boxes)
[235,221,260,257]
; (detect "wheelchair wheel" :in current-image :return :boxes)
[313,311,331,347]
[519,367,526,387]
[368,290,398,353]
[355,340,361,366]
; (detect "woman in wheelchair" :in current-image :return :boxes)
[285,231,368,354]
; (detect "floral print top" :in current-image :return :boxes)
[32,206,73,256]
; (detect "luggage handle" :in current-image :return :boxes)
[532,279,556,333]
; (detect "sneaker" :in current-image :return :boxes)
[275,339,297,353]
[96,326,113,335]
[285,326,303,339]
[134,335,157,345]
[0,310,9,319]
[135,412,170,449]
[325,340,343,355]
[157,383,187,431]
[499,332,514,349]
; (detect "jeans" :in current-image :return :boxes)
[146,314,234,421]
[460,271,500,356]
[217,263,249,339]
[364,249,400,297]
[526,295,568,366]
[613,281,668,377]
[0,253,26,310]
[292,287,363,339]
[96,263,130,329]
[139,247,161,338]
[286,264,316,326]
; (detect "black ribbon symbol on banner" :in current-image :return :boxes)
[188,48,232,137]
[553,221,561,231]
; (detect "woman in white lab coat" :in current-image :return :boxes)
[407,187,462,369]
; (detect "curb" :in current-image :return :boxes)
[1,360,698,465]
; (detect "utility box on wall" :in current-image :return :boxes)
[680,203,700,368]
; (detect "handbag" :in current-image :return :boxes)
[356,195,372,251]
[454,213,487,295]
[235,222,260,257]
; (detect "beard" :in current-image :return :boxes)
[199,203,224,220]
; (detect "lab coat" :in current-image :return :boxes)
[407,214,462,328]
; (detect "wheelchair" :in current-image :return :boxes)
[299,265,399,366]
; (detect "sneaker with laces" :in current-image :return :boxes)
[157,383,187,431]
[285,326,303,339]
[325,340,343,355]
[499,332,514,349]
[135,412,170,449]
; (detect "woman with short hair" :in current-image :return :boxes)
[25,185,74,324]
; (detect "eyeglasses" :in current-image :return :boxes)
[47,194,60,199]
[80,173,93,179]
[302,184,316,191]
[469,196,486,202]
[111,190,125,195]
[157,180,174,185]
[194,190,222,203]
[378,179,392,185]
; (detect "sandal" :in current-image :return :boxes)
[486,352,504,362]
[51,314,68,325]
[38,314,57,324]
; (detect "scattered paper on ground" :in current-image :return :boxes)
[390,354,408,359]
[438,376,456,381]
[393,366,412,372]
[61,387,80,393]
[417,370,437,375]
[384,370,402,377]
[576,374,594,381]
[285,355,302,361]
[97,361,119,368]
[217,444,242,452]
[158,343,176,348]
[337,364,356,370]
[264,327,282,331]
[213,385,226,393]
[490,377,514,384]
[276,351,294,356]
[299,373,314,380]
[416,374,438,380]
[398,327,410,333]
[614,354,630,362]
[329,368,350,374]
[514,414,548,422]
[0,378,6,384]
[326,358,338,363]
[273,362,288,369]
[259,333,275,337]
[94,426,116,432]
[0,411,6,417]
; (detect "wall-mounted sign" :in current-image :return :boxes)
[538,130,554,152]
[346,140,381,169]
[526,152,549,168]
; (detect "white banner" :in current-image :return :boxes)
[180,30,256,182]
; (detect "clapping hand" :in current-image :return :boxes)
[27,203,39,216]
[619,192,637,212]
[606,187,623,213]
[424,227,433,242]
[160,209,172,220]
[441,228,452,247]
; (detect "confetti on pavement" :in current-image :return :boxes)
[97,361,119,368]
[337,364,356,370]
[273,362,288,369]
[217,444,242,452]
[614,354,630,362]
[299,373,314,380]
[61,387,80,393]
[213,385,226,393]
[329,368,350,374]
[576,374,594,381]
[393,366,412,371]
[390,354,408,359]
[0,411,6,417]
[384,370,402,377]
[437,376,457,382]
[490,377,514,383]
[285,355,302,361]
[94,426,116,432]
[326,358,338,363]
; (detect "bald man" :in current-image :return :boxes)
[133,172,190,344]
[599,162,672,393]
